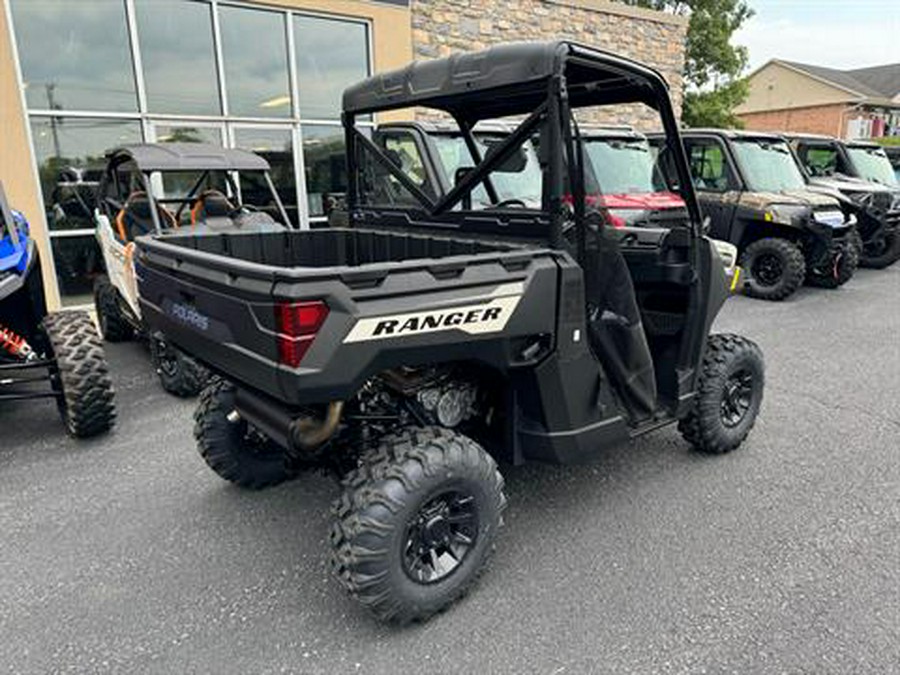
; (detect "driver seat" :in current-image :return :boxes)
[191,189,235,225]
[115,192,177,241]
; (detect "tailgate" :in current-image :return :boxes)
[136,236,560,405]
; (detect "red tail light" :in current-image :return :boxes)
[275,300,329,367]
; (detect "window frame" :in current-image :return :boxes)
[7,0,376,306]
[684,137,741,194]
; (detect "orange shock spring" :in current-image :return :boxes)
[0,324,36,361]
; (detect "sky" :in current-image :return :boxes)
[734,0,899,72]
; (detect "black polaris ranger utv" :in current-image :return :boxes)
[788,133,900,268]
[652,129,858,301]
[1,182,115,438]
[136,42,764,623]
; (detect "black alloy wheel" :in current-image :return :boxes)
[751,253,783,287]
[403,490,479,584]
[720,368,754,428]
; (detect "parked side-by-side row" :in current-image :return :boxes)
[3,40,897,627]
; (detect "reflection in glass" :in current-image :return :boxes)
[294,16,369,120]
[51,235,103,306]
[154,125,223,145]
[135,0,221,115]
[219,6,291,118]
[30,117,143,232]
[10,0,137,112]
[302,126,347,217]
[233,128,297,226]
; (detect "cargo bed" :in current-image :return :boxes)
[136,228,562,406]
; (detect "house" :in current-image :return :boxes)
[735,59,900,140]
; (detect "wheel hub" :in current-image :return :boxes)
[422,514,451,547]
[720,369,754,428]
[752,253,783,287]
[403,490,478,585]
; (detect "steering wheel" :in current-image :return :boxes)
[492,198,528,209]
[229,203,259,217]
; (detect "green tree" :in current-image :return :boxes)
[618,0,754,127]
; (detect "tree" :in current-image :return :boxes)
[618,0,754,127]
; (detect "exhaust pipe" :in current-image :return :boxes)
[289,401,344,451]
[234,387,343,455]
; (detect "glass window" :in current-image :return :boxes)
[219,6,291,118]
[845,145,898,186]
[302,125,347,217]
[294,16,369,120]
[233,128,297,226]
[583,136,666,195]
[10,0,137,112]
[381,133,428,187]
[431,133,543,208]
[153,125,223,145]
[686,141,734,192]
[801,146,842,177]
[51,235,102,306]
[30,117,143,232]
[135,0,221,115]
[731,139,806,192]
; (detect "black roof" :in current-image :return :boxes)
[106,143,270,171]
[377,120,522,135]
[579,124,642,140]
[782,132,838,143]
[677,128,787,142]
[343,40,670,121]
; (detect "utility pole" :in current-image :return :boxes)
[45,83,62,158]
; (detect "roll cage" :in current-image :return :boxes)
[97,143,291,236]
[342,41,702,264]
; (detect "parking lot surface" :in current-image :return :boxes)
[2,266,899,674]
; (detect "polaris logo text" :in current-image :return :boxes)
[343,293,522,343]
[169,302,210,332]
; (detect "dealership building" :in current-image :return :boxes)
[0,0,685,309]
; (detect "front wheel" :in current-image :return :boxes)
[679,334,764,455]
[740,237,806,301]
[805,239,859,289]
[42,311,116,438]
[859,229,900,269]
[193,379,295,489]
[331,427,506,624]
[150,333,210,397]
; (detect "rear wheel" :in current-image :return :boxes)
[193,379,295,489]
[740,237,805,301]
[679,333,764,455]
[806,239,859,289]
[859,229,900,269]
[150,332,210,397]
[330,426,506,624]
[93,276,132,342]
[42,311,116,438]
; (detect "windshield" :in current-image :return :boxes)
[732,139,806,192]
[846,145,898,186]
[582,137,666,194]
[432,133,542,206]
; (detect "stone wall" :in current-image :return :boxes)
[410,0,687,128]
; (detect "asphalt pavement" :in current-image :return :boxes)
[1,266,899,674]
